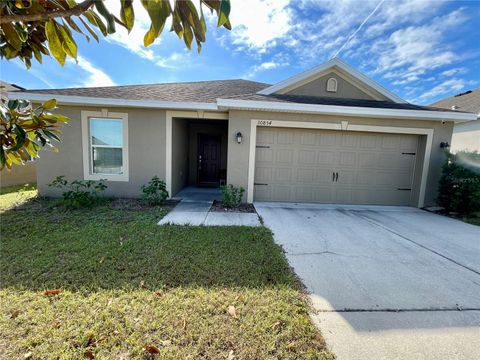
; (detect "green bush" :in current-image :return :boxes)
[49,176,107,209]
[437,151,480,215]
[141,176,169,205]
[221,184,245,208]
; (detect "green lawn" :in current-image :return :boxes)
[0,193,333,359]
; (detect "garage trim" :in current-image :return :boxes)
[247,119,434,207]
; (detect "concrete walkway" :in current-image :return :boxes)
[158,200,261,226]
[255,202,480,360]
[158,200,213,225]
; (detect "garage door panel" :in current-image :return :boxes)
[257,128,275,144]
[298,150,317,164]
[318,151,336,164]
[254,127,419,206]
[276,149,294,164]
[255,167,272,182]
[336,169,356,185]
[256,148,274,163]
[300,132,317,146]
[296,168,316,183]
[319,132,339,146]
[276,168,292,182]
[316,168,335,184]
[277,130,295,144]
[339,152,356,166]
[358,152,379,168]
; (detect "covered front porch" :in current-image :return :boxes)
[170,117,229,198]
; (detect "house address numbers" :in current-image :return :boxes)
[257,120,273,126]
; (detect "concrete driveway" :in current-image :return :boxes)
[255,202,480,360]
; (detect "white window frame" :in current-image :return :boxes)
[81,109,129,182]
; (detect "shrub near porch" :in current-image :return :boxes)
[0,196,333,359]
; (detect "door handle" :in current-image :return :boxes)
[332,172,335,182]
[335,172,339,182]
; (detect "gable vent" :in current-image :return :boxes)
[326,77,338,92]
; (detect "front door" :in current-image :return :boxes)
[197,134,221,187]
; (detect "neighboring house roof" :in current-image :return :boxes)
[0,80,25,100]
[12,79,269,103]
[429,88,480,117]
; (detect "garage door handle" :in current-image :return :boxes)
[332,172,335,182]
[335,172,339,182]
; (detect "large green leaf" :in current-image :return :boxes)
[1,23,23,50]
[120,0,135,32]
[95,0,116,34]
[142,0,172,30]
[78,17,99,42]
[45,20,66,65]
[217,0,231,28]
[57,22,78,59]
[42,99,57,110]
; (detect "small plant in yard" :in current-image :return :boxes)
[141,176,169,205]
[49,176,107,209]
[221,184,245,208]
[437,151,480,215]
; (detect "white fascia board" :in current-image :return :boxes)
[257,58,407,104]
[7,92,219,111]
[216,98,477,122]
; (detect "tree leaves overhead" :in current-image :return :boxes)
[0,0,232,68]
[0,99,69,170]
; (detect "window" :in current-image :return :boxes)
[82,110,129,181]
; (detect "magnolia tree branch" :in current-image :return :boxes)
[0,0,95,24]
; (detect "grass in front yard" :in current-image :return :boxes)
[0,197,333,359]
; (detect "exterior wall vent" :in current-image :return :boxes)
[326,77,338,93]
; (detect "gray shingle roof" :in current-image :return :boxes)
[221,93,458,112]
[10,79,460,113]
[429,88,480,114]
[15,79,270,103]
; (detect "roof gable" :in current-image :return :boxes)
[257,58,406,103]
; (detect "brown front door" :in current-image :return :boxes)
[197,134,221,186]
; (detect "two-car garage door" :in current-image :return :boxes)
[254,127,420,206]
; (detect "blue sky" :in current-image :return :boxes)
[1,0,479,105]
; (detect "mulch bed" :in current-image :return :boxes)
[210,200,256,213]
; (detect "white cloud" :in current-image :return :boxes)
[102,0,156,61]
[227,0,292,51]
[244,60,288,78]
[75,56,116,87]
[441,67,467,77]
[418,78,467,101]
[364,8,468,88]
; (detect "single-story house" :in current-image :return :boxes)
[8,58,476,207]
[429,88,480,152]
[0,81,37,188]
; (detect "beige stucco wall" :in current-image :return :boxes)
[227,110,454,207]
[36,104,454,207]
[37,105,166,198]
[283,71,390,101]
[0,162,37,187]
[451,119,480,152]
[172,118,189,196]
